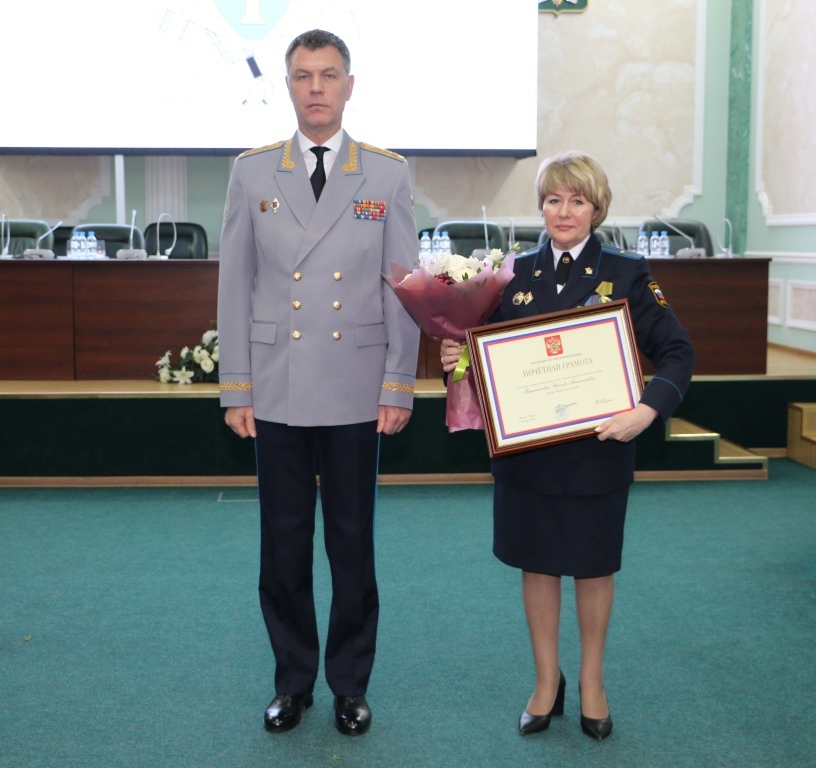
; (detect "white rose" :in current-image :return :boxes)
[158,367,172,383]
[211,347,219,362]
[202,330,217,346]
[192,345,203,363]
[200,357,215,373]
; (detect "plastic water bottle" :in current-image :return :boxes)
[649,230,660,257]
[419,231,431,266]
[86,231,98,257]
[69,231,80,256]
[431,230,442,255]
[636,232,649,256]
[77,231,88,258]
[440,231,451,256]
[659,231,670,258]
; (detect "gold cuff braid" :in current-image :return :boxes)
[382,381,414,394]
[220,382,252,392]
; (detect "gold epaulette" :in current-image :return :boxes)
[382,381,414,394]
[220,382,252,392]
[360,142,405,162]
[238,141,285,159]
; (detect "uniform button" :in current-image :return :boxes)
[292,301,301,310]
[332,331,341,340]
[333,301,341,310]
[293,272,302,281]
[292,331,301,340]
[333,272,342,281]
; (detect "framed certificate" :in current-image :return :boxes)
[466,299,644,457]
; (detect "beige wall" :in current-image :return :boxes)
[412,0,703,227]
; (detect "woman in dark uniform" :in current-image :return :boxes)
[441,151,695,740]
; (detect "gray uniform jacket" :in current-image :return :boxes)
[217,131,420,426]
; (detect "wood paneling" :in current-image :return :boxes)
[72,261,219,379]
[0,257,770,381]
[0,261,75,379]
[646,258,769,375]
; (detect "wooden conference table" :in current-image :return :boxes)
[0,256,769,380]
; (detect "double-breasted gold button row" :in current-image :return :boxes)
[291,330,342,340]
[292,272,342,281]
[292,300,341,310]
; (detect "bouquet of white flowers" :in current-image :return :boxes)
[155,326,219,384]
[383,248,516,431]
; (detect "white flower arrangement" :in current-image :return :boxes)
[155,325,219,384]
[418,248,508,284]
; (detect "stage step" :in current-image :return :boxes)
[787,403,816,470]
[666,417,768,476]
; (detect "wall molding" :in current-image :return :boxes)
[786,281,816,333]
[768,277,782,326]
[744,251,816,265]
[754,0,816,226]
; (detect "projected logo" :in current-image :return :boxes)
[215,0,291,40]
[538,0,588,14]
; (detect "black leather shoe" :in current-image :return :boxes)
[579,686,613,740]
[263,693,313,732]
[334,695,372,735]
[519,670,566,735]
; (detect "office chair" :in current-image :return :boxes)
[144,222,208,260]
[1,220,53,255]
[72,223,145,257]
[52,224,74,256]
[433,220,507,257]
[510,226,545,252]
[637,219,714,257]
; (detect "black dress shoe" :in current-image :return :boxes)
[263,693,314,732]
[334,695,372,735]
[579,686,613,740]
[518,670,566,735]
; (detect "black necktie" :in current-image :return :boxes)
[555,251,573,285]
[310,146,328,201]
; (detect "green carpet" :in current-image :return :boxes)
[1,460,814,767]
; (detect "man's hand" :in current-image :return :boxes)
[225,406,257,438]
[595,403,658,443]
[377,405,412,435]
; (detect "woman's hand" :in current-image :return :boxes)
[595,403,658,442]
[440,338,464,374]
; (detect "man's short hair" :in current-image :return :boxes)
[285,29,351,74]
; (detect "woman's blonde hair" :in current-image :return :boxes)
[534,151,611,231]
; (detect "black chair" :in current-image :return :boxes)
[637,219,714,257]
[72,223,145,257]
[433,220,507,257]
[144,222,208,259]
[510,226,545,252]
[595,225,628,250]
[53,225,74,256]
[1,219,53,255]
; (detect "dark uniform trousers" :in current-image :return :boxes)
[255,418,380,697]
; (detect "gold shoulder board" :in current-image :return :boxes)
[238,140,285,159]
[360,142,405,162]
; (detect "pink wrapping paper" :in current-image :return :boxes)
[383,253,516,432]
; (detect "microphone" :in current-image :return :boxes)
[23,220,63,259]
[717,218,733,257]
[149,213,177,260]
[651,215,707,258]
[0,214,10,258]
[117,209,148,260]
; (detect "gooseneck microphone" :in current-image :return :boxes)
[651,214,707,258]
[23,220,64,259]
[117,210,148,259]
[152,212,177,259]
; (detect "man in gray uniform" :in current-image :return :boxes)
[217,29,419,736]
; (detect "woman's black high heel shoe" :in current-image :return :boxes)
[578,685,613,740]
[518,671,566,735]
